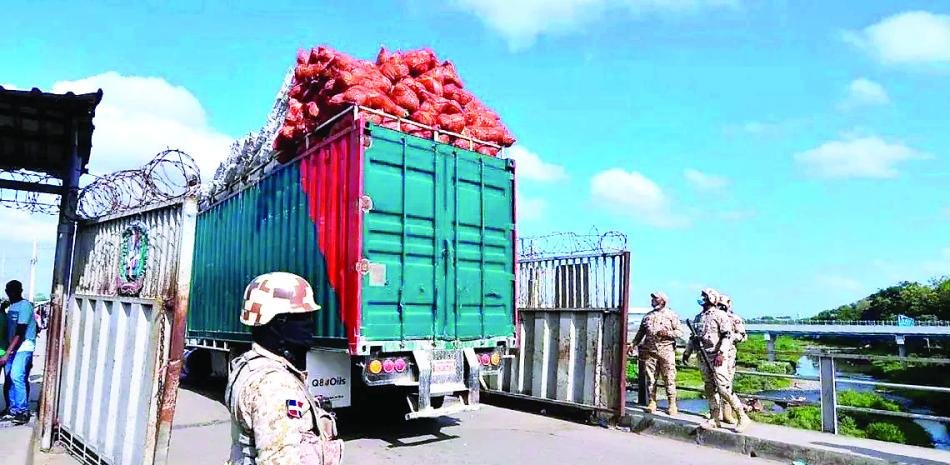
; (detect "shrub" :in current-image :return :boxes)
[866,422,906,443]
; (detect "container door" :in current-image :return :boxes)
[362,128,441,341]
[361,126,515,343]
[438,144,515,341]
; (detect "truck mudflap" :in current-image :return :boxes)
[405,348,481,420]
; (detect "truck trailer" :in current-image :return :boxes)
[184,108,516,418]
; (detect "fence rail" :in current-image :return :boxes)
[634,351,950,434]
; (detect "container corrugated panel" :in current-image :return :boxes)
[72,201,188,299]
[187,118,516,352]
[188,127,360,346]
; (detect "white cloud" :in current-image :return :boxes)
[507,145,567,182]
[844,11,950,65]
[50,72,232,180]
[454,0,739,50]
[839,78,890,110]
[816,274,863,293]
[517,196,548,222]
[684,169,729,191]
[793,136,928,179]
[0,209,57,244]
[590,168,687,228]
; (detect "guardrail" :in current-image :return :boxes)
[634,351,950,436]
[744,319,950,326]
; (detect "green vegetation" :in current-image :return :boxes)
[811,276,950,321]
[751,391,933,448]
[736,335,807,366]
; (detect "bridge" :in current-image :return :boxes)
[744,319,950,359]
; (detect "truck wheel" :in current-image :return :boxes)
[429,396,445,409]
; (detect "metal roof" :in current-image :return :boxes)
[0,86,102,178]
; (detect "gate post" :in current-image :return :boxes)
[819,356,837,434]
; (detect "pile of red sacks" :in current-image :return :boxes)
[274,46,515,158]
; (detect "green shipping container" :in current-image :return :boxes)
[187,118,516,355]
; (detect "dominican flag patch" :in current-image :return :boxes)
[286,399,304,419]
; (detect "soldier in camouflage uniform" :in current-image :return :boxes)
[683,289,751,432]
[717,294,746,425]
[225,272,344,465]
[631,291,683,415]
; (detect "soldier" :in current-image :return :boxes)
[226,272,344,465]
[717,294,746,425]
[630,291,683,416]
[683,288,751,432]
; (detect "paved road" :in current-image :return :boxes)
[162,385,777,465]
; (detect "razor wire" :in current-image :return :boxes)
[0,149,200,219]
[518,229,628,260]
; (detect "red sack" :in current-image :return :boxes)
[363,90,407,117]
[477,145,500,156]
[286,99,304,125]
[290,84,305,100]
[437,113,465,133]
[297,49,310,65]
[390,83,421,113]
[410,110,437,127]
[417,75,443,96]
[441,61,463,87]
[376,47,392,64]
[397,78,427,97]
[408,128,433,139]
[403,49,438,76]
[469,125,506,143]
[305,102,320,119]
[444,84,474,106]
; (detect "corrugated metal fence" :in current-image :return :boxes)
[491,252,630,414]
[50,200,196,465]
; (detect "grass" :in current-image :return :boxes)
[750,391,934,448]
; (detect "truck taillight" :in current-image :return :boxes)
[368,359,383,374]
[479,353,491,366]
[394,358,407,373]
[490,352,501,366]
[382,359,395,373]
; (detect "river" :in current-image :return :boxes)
[653,356,950,449]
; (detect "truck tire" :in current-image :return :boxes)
[429,395,445,409]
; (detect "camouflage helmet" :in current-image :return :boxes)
[240,272,320,326]
[700,288,721,306]
[650,291,668,306]
[720,294,733,311]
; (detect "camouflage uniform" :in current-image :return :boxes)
[632,304,683,407]
[689,306,749,429]
[226,344,344,465]
[726,309,746,382]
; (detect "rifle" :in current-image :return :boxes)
[685,317,720,393]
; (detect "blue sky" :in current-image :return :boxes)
[1,1,948,317]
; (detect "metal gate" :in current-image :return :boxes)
[491,251,630,414]
[48,199,196,465]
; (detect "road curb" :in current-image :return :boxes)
[621,411,901,465]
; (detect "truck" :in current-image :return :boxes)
[184,107,517,418]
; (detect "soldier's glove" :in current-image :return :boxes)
[626,344,638,358]
[713,352,724,367]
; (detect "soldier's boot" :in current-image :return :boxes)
[735,411,752,433]
[645,400,657,413]
[699,418,721,430]
[667,399,678,416]
[721,405,737,424]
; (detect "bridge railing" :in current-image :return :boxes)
[634,351,950,438]
[744,319,950,326]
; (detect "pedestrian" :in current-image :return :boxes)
[0,297,8,415]
[0,280,38,425]
[717,294,746,425]
[225,272,344,465]
[630,291,683,415]
[683,288,751,432]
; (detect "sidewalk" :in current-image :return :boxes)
[623,406,950,465]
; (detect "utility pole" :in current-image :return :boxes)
[28,235,37,302]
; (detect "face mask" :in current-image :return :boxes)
[697,299,705,306]
[252,312,315,371]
